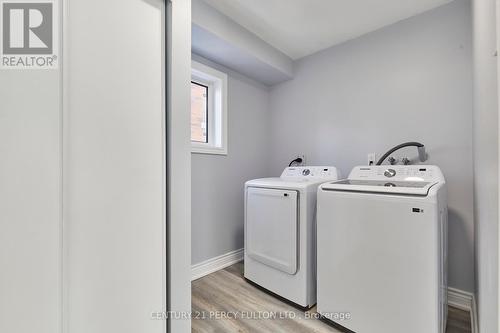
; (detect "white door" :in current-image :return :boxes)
[246,187,298,274]
[65,0,166,332]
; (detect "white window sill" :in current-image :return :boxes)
[191,145,227,156]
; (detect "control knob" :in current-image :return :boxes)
[384,169,396,178]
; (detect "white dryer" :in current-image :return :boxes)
[317,165,447,333]
[244,166,340,308]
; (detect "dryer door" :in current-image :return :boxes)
[246,187,298,275]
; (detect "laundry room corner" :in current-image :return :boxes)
[190,54,274,273]
[267,0,475,295]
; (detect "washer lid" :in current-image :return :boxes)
[321,179,438,196]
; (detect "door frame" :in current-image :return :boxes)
[166,0,192,332]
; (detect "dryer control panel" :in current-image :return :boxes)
[281,166,340,181]
[348,165,445,183]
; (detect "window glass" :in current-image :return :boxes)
[190,81,208,143]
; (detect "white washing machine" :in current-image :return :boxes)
[317,165,447,333]
[244,166,340,308]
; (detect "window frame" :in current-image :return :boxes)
[191,60,228,155]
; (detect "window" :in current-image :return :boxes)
[191,61,228,155]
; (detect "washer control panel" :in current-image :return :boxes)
[281,166,339,180]
[348,165,444,182]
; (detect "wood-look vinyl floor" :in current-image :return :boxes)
[192,262,472,333]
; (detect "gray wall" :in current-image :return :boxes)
[268,0,474,292]
[191,54,271,265]
[472,0,498,331]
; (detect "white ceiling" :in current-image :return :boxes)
[201,0,454,60]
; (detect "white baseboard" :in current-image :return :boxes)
[191,248,244,281]
[448,287,478,333]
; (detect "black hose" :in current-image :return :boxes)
[376,142,426,165]
[288,157,303,167]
